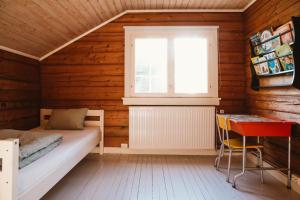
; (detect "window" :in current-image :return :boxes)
[135,38,168,94]
[174,37,208,94]
[124,26,219,105]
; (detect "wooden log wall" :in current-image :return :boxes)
[244,0,300,175]
[41,12,246,147]
[0,50,40,129]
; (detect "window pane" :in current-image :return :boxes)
[135,38,168,93]
[174,38,208,94]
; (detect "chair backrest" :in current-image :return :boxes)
[216,114,231,146]
[216,114,231,130]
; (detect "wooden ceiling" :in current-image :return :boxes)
[0,0,255,60]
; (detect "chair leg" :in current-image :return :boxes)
[214,156,218,168]
[258,149,264,183]
[215,143,224,170]
[214,147,219,168]
[256,152,260,167]
[227,149,232,182]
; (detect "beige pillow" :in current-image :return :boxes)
[46,108,88,130]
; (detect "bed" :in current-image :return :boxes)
[0,109,104,200]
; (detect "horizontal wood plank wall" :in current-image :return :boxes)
[244,0,300,175]
[0,50,40,129]
[41,12,246,147]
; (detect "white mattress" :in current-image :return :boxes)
[17,127,100,200]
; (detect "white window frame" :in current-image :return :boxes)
[123,26,220,106]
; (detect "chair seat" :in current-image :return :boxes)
[224,138,264,149]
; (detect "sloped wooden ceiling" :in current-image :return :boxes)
[0,0,255,59]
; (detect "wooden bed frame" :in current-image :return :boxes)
[0,109,104,200]
[40,109,104,155]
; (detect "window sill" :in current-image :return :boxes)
[122,97,221,106]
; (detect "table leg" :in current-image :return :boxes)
[233,136,246,188]
[256,136,260,167]
[287,136,291,189]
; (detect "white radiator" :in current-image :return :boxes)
[129,106,215,150]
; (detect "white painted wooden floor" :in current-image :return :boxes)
[42,154,300,200]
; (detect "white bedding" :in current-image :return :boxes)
[17,127,100,200]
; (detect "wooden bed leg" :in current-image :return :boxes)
[99,141,104,155]
[99,110,104,155]
[0,139,19,200]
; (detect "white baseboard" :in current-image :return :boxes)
[103,147,217,155]
[248,154,300,194]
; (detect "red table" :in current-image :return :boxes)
[222,115,294,188]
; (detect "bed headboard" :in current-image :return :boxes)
[40,109,104,154]
[40,109,104,128]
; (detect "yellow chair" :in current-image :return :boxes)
[214,114,264,183]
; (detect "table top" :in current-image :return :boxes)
[220,114,280,123]
[218,114,294,137]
